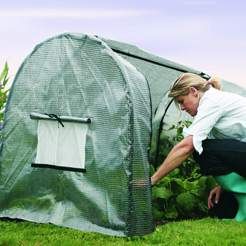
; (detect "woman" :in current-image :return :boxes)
[151,73,246,221]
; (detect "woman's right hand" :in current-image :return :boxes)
[208,185,223,209]
[151,176,158,186]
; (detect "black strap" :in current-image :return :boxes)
[45,113,64,127]
[32,163,86,173]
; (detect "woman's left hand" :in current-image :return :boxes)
[208,185,223,209]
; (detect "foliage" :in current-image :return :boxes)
[176,192,195,213]
[152,120,217,220]
[0,61,10,138]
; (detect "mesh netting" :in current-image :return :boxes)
[2,32,245,237]
[0,33,153,236]
[101,37,246,167]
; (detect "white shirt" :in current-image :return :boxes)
[183,87,246,154]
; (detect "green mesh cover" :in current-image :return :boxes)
[0,33,153,237]
[1,32,245,236]
[101,37,246,166]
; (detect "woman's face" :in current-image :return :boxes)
[175,87,199,116]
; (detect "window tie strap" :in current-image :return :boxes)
[45,113,64,127]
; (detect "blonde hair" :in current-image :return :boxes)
[168,73,221,98]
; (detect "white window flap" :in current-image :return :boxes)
[33,120,88,172]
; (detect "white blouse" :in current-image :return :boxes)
[183,87,246,154]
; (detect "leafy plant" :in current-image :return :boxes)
[0,61,10,138]
[152,120,217,220]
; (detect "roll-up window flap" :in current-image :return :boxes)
[31,112,90,172]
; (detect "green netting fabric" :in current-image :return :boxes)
[100,37,207,165]
[0,33,153,237]
[101,37,246,166]
[101,37,205,116]
[1,32,245,237]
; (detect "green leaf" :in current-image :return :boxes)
[206,176,218,190]
[168,125,175,131]
[168,168,180,177]
[176,192,196,213]
[150,164,155,176]
[177,127,183,135]
[156,176,169,187]
[170,178,185,194]
[3,77,9,86]
[183,180,198,191]
[153,206,164,220]
[165,204,179,219]
[197,188,210,204]
[155,187,173,200]
[0,62,8,83]
[198,176,208,189]
[184,120,192,128]
[196,201,208,213]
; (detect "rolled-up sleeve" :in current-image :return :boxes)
[183,97,223,154]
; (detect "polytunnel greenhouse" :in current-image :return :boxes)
[0,32,245,237]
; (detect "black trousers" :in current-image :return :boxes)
[193,139,246,177]
[193,139,246,219]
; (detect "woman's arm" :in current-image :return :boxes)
[151,135,194,186]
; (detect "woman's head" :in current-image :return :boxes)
[168,73,221,98]
[169,73,221,116]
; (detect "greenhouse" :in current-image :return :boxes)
[0,32,245,236]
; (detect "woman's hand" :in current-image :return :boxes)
[151,176,158,186]
[208,185,223,209]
